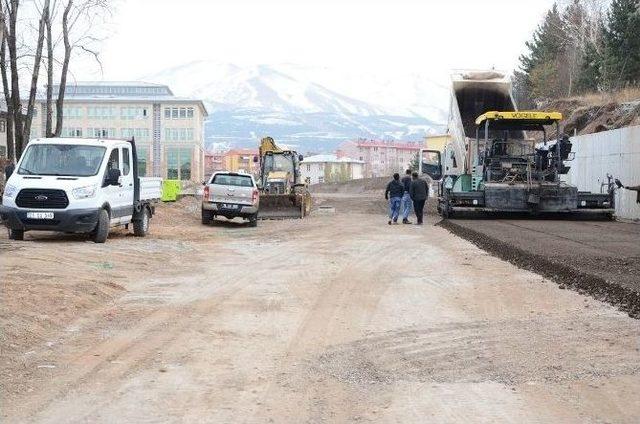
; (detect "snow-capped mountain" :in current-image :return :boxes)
[144,61,448,152]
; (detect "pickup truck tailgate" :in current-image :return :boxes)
[207,174,255,205]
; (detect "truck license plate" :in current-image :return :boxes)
[27,212,54,219]
[221,203,238,210]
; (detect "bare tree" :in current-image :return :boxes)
[22,0,50,144]
[45,0,109,138]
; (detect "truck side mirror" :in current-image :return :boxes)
[298,154,304,162]
[105,168,122,186]
[253,155,259,163]
[420,150,442,181]
[4,164,15,180]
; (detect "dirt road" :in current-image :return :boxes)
[2,193,639,423]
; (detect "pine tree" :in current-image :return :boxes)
[601,0,640,88]
[576,40,603,92]
[518,4,566,100]
[519,4,564,75]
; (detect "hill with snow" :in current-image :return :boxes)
[144,61,448,152]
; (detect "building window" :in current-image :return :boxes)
[62,107,83,119]
[164,107,195,120]
[88,128,116,138]
[61,127,82,137]
[121,128,150,141]
[166,147,192,180]
[121,107,147,120]
[137,146,148,177]
[165,128,194,141]
[87,107,116,119]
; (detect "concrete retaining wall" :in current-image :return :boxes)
[565,126,640,221]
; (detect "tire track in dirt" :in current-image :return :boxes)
[13,243,290,423]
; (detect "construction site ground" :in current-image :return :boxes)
[1,185,640,423]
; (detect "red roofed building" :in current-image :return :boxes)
[339,139,421,178]
[204,150,225,176]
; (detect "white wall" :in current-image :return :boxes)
[565,126,640,221]
[301,162,325,184]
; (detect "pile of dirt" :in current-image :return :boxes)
[310,177,389,194]
[539,94,640,137]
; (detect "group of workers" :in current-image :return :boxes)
[384,170,429,225]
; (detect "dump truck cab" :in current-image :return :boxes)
[422,111,615,217]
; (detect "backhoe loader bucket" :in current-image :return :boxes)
[258,190,312,219]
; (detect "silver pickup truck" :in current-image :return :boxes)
[201,172,259,226]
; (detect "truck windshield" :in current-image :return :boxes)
[212,174,253,187]
[18,144,106,177]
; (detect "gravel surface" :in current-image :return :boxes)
[440,218,640,318]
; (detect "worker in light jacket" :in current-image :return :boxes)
[385,173,404,225]
[409,172,429,225]
[400,169,413,224]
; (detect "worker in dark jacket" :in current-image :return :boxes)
[385,173,404,225]
[400,169,413,224]
[409,172,429,225]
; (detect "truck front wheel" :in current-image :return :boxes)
[133,207,150,237]
[93,209,110,243]
[9,229,24,241]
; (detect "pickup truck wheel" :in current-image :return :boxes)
[201,209,213,225]
[248,213,258,227]
[133,207,150,237]
[9,229,24,241]
[93,209,110,243]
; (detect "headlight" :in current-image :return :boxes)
[3,184,17,198]
[72,184,97,199]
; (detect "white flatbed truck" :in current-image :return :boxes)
[1,137,161,243]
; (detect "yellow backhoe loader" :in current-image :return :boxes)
[255,137,312,219]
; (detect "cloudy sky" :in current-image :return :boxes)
[77,0,556,85]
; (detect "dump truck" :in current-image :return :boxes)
[255,136,312,219]
[420,70,615,218]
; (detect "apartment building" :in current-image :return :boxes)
[339,139,421,178]
[204,150,226,177]
[300,154,364,185]
[30,82,207,182]
[222,149,259,175]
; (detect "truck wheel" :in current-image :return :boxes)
[248,213,258,227]
[93,209,110,243]
[133,207,150,237]
[201,209,213,225]
[9,229,24,241]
